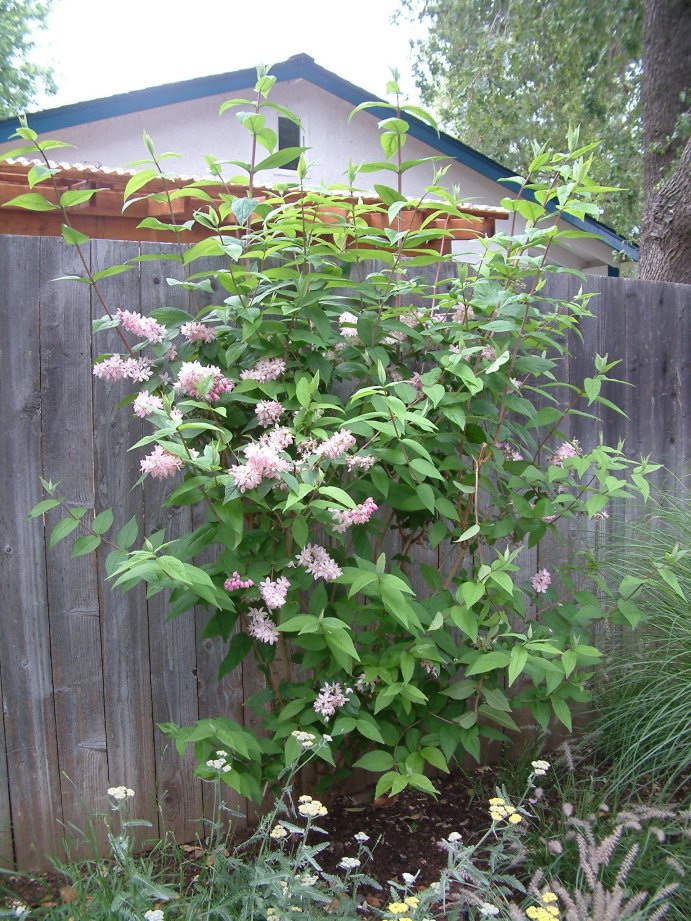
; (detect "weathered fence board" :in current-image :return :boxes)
[0,234,689,868]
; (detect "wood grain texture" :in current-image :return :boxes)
[0,235,64,867]
[91,240,159,838]
[38,236,109,855]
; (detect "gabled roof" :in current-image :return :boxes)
[0,53,638,260]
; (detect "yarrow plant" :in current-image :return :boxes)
[17,66,660,803]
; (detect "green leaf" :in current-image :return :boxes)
[456,524,480,543]
[49,515,82,549]
[353,750,394,772]
[421,746,449,773]
[449,605,478,642]
[28,498,61,518]
[318,486,357,508]
[488,570,514,595]
[124,169,159,200]
[657,565,686,600]
[356,716,385,744]
[441,681,476,700]
[508,646,527,686]
[71,534,101,557]
[410,457,444,481]
[465,651,510,676]
[3,192,58,211]
[551,696,572,730]
[561,649,578,678]
[60,188,106,208]
[291,517,308,548]
[459,581,485,607]
[116,516,138,549]
[218,633,252,678]
[455,711,477,729]
[407,772,439,795]
[91,509,114,534]
[482,686,512,712]
[61,224,90,245]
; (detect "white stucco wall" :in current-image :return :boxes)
[0,78,617,270]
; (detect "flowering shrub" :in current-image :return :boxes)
[14,68,659,802]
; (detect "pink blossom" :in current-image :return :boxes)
[243,442,291,478]
[339,311,359,338]
[346,454,375,472]
[313,682,352,721]
[246,608,280,644]
[116,309,166,344]
[174,361,234,402]
[133,391,164,417]
[398,310,423,329]
[93,355,152,383]
[140,445,184,479]
[316,429,357,460]
[330,497,378,533]
[531,569,552,594]
[224,572,254,590]
[255,400,284,427]
[481,345,496,361]
[240,357,286,383]
[295,544,343,581]
[229,463,263,492]
[454,304,475,323]
[548,440,581,467]
[259,427,294,451]
[180,321,217,343]
[497,442,524,462]
[410,372,424,394]
[259,576,291,610]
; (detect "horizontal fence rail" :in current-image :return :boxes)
[0,234,689,867]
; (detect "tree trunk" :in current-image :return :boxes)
[639,0,691,282]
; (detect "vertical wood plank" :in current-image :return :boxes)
[139,243,204,840]
[0,235,64,867]
[39,237,109,854]
[91,240,159,836]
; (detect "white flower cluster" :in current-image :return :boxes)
[144,910,165,921]
[205,749,232,773]
[353,831,370,843]
[447,831,462,842]
[297,794,328,817]
[338,856,361,869]
[270,823,289,839]
[107,785,134,800]
[479,904,500,917]
[531,759,550,777]
[291,730,316,748]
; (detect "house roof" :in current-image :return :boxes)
[0,53,638,261]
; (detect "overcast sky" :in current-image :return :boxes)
[30,0,423,110]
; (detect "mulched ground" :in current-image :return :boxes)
[0,768,499,914]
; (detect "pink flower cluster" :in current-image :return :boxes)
[255,400,284,427]
[313,682,352,721]
[330,497,378,533]
[497,442,524,461]
[240,357,286,383]
[174,361,234,402]
[339,311,359,339]
[246,608,279,644]
[116,309,166,343]
[224,572,254,590]
[133,391,164,418]
[548,440,581,467]
[229,438,291,492]
[346,454,375,472]
[454,303,475,323]
[180,321,217,343]
[93,355,152,383]
[259,576,291,610]
[531,569,552,594]
[316,429,357,460]
[140,445,184,479]
[481,345,496,361]
[295,544,342,582]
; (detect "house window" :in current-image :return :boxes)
[278,115,301,170]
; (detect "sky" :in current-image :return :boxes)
[30,0,424,111]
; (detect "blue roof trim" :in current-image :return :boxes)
[0,53,638,261]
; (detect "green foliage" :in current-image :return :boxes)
[0,0,56,118]
[397,0,643,242]
[17,66,659,805]
[586,490,691,800]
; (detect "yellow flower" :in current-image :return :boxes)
[508,812,522,824]
[542,891,558,903]
[387,903,409,915]
[490,810,504,821]
[404,896,419,908]
[489,796,506,806]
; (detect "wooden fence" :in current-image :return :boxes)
[0,234,688,868]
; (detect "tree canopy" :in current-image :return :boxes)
[397,0,643,243]
[0,0,55,118]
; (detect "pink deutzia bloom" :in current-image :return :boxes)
[116,309,166,344]
[240,357,286,383]
[174,361,234,402]
[531,569,552,594]
[259,427,294,451]
[140,445,184,479]
[228,441,291,493]
[93,355,152,383]
[255,400,284,427]
[481,345,496,361]
[133,392,164,418]
[339,311,359,338]
[224,572,254,590]
[180,321,217,343]
[259,576,291,610]
[316,429,357,460]
[313,682,352,721]
[330,497,378,533]
[246,608,280,644]
[548,440,581,467]
[295,545,342,581]
[346,454,375,471]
